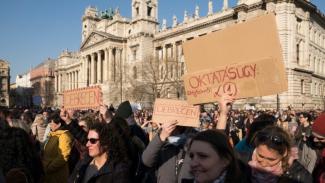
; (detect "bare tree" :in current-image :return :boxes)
[127,56,170,105]
[127,54,186,106]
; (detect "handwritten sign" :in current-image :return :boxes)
[152,99,200,127]
[63,86,102,110]
[182,13,287,104]
[183,58,286,104]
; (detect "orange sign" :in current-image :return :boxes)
[63,86,102,110]
[152,99,200,127]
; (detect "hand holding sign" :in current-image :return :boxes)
[216,93,235,130]
[159,121,178,142]
[218,93,235,115]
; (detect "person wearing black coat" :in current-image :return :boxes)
[69,122,131,183]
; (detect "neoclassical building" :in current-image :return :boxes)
[0,60,10,107]
[54,0,325,110]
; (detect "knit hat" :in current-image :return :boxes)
[312,113,325,137]
[116,101,133,119]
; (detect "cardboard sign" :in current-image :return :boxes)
[63,86,102,110]
[182,13,287,104]
[152,99,200,127]
[183,58,286,104]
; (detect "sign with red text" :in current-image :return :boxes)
[63,86,102,110]
[152,99,200,127]
[182,13,287,104]
[183,58,286,104]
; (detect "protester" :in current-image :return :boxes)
[99,104,113,123]
[295,112,312,145]
[31,114,47,144]
[141,119,160,141]
[69,122,131,183]
[310,113,325,183]
[116,100,149,146]
[0,127,43,183]
[235,114,277,163]
[142,120,194,183]
[109,116,148,182]
[183,130,250,183]
[42,112,73,183]
[249,126,312,183]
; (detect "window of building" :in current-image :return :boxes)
[170,65,173,78]
[133,49,137,61]
[160,66,164,79]
[315,83,318,95]
[319,83,322,96]
[166,46,172,59]
[136,7,139,16]
[133,66,137,79]
[167,88,170,98]
[181,62,185,76]
[301,79,304,94]
[147,6,152,17]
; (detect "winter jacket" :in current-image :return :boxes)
[69,155,131,183]
[43,129,73,183]
[142,135,191,183]
[277,160,313,183]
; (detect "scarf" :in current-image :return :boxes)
[248,149,283,183]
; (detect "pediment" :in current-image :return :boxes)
[81,32,108,49]
[80,31,125,50]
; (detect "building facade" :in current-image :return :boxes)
[30,59,56,107]
[54,0,325,110]
[0,60,10,107]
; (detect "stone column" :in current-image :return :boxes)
[73,71,76,89]
[58,73,62,92]
[76,70,79,88]
[54,74,57,92]
[97,51,102,83]
[91,53,96,84]
[116,48,121,79]
[103,48,109,82]
[109,47,114,81]
[70,73,72,90]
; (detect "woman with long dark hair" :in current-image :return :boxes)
[69,120,131,183]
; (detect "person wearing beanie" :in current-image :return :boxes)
[116,100,149,146]
[311,113,325,183]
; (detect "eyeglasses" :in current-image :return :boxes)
[87,138,99,144]
[256,132,284,145]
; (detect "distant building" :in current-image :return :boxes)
[11,72,33,107]
[30,59,55,107]
[0,59,10,107]
[49,0,325,110]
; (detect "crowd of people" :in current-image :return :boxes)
[0,96,324,183]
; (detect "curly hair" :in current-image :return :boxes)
[88,121,129,164]
[0,127,42,182]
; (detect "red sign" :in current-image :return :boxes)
[63,86,102,110]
